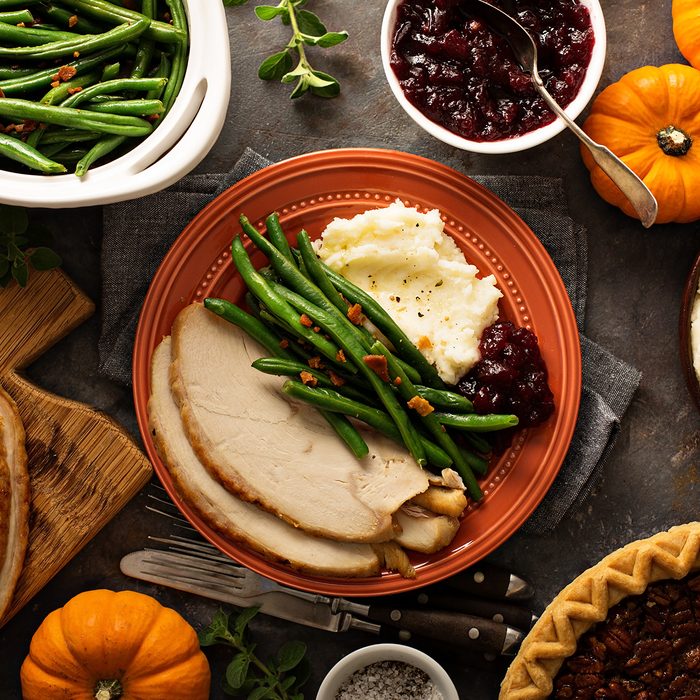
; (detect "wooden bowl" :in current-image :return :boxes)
[680,251,700,413]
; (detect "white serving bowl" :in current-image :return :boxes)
[0,0,230,208]
[316,643,459,700]
[381,0,606,154]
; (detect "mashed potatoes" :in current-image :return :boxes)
[315,200,502,385]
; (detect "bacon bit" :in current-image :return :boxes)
[417,336,433,350]
[363,354,390,382]
[55,65,77,82]
[299,371,317,387]
[73,51,80,58]
[313,326,321,333]
[347,303,364,325]
[50,81,60,88]
[336,349,346,363]
[407,395,434,417]
[329,371,346,387]
[146,114,160,122]
[299,313,313,328]
[16,22,25,28]
[68,14,78,27]
[393,376,402,386]
[307,356,323,370]
[67,86,83,95]
[279,339,289,349]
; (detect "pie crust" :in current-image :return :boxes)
[500,522,700,699]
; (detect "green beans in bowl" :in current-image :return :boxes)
[0,0,231,207]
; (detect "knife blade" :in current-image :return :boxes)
[120,551,523,655]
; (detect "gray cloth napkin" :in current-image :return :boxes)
[100,148,640,534]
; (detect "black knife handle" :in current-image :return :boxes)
[405,591,534,631]
[366,605,510,655]
[446,562,533,601]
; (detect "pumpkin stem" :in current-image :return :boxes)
[94,680,123,700]
[657,125,692,156]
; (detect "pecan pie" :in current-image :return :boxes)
[500,523,700,699]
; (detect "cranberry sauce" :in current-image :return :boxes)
[457,321,554,428]
[390,0,595,142]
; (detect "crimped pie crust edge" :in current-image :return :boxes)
[499,522,700,699]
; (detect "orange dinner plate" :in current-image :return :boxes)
[133,149,582,596]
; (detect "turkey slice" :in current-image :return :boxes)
[0,386,29,622]
[149,338,380,577]
[394,506,460,554]
[170,304,429,543]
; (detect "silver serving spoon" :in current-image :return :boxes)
[464,0,658,228]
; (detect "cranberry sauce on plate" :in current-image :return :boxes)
[390,0,595,142]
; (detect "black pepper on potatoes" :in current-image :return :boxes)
[551,575,700,699]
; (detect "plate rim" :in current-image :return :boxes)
[133,147,582,595]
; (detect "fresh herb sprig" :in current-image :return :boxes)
[0,205,61,288]
[223,0,348,98]
[199,607,309,699]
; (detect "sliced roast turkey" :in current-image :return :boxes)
[149,337,381,577]
[0,386,29,622]
[170,304,430,543]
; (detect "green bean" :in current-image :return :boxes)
[269,280,427,467]
[37,3,104,33]
[320,410,369,459]
[414,386,474,413]
[0,9,34,23]
[0,17,149,60]
[52,144,88,163]
[73,133,123,175]
[0,66,34,79]
[55,0,185,44]
[60,77,166,108]
[371,340,482,500]
[265,213,296,265]
[462,431,492,455]
[130,0,154,80]
[39,128,100,144]
[0,45,122,95]
[282,381,453,469]
[100,60,120,81]
[230,238,343,365]
[145,50,169,100]
[319,260,446,390]
[461,448,488,476]
[159,0,187,117]
[0,132,66,172]
[0,19,75,44]
[0,0,42,7]
[204,297,296,362]
[0,98,154,136]
[86,98,163,116]
[435,413,520,432]
[252,357,369,404]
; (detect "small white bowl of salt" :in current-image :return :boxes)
[316,643,459,700]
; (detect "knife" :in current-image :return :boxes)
[444,562,534,601]
[120,550,523,656]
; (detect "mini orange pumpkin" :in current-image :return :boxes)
[20,589,210,700]
[673,0,700,69]
[581,64,700,224]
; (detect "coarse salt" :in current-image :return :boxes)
[335,660,443,700]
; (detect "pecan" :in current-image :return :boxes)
[687,575,700,593]
[625,639,672,676]
[601,627,634,656]
[566,655,605,675]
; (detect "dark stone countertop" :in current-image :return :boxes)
[1,1,698,698]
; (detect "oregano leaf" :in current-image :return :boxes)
[316,30,348,47]
[255,4,287,20]
[296,9,326,36]
[258,50,293,80]
[30,247,62,271]
[222,0,250,6]
[233,605,260,636]
[226,653,251,689]
[247,687,272,700]
[309,70,340,97]
[277,640,306,671]
[290,74,310,99]
[11,261,28,287]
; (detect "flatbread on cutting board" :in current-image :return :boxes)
[0,386,29,622]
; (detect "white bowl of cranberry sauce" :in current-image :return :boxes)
[381,0,606,154]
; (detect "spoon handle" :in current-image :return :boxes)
[532,74,658,228]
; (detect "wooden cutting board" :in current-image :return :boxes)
[0,269,152,624]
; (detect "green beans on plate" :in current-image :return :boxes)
[0,0,189,176]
